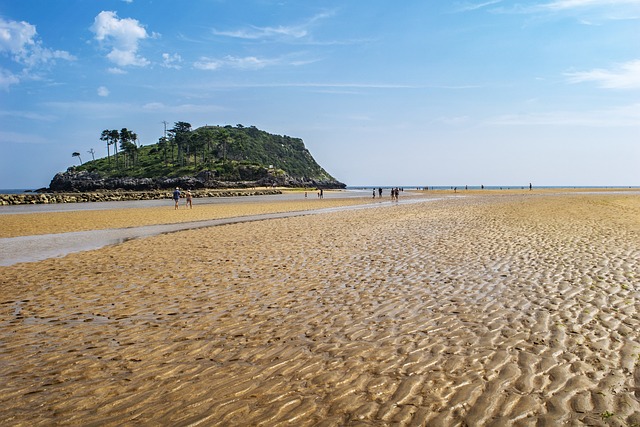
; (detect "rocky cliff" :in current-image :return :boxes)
[48,169,344,192]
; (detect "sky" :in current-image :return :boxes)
[1,0,639,189]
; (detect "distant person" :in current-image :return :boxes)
[320,188,324,199]
[373,188,376,198]
[185,190,192,209]
[173,187,181,210]
[529,183,532,191]
[378,187,382,198]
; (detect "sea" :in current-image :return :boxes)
[0,189,35,194]
[1,186,639,195]
[346,185,639,191]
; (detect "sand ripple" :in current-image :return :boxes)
[1,193,639,425]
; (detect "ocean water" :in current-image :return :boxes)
[3,186,638,196]
[0,189,33,194]
[347,185,639,190]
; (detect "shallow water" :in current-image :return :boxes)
[0,190,372,215]
[0,196,439,266]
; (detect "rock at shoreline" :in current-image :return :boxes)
[47,170,345,193]
[0,188,284,206]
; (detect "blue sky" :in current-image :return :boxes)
[1,0,639,189]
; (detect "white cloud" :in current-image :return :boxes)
[487,103,640,126]
[565,59,640,89]
[0,68,20,89]
[489,0,640,17]
[542,0,640,10]
[0,131,49,145]
[97,86,110,97]
[0,18,36,54]
[0,109,56,121]
[214,25,308,40]
[0,17,75,71]
[456,1,504,12]
[142,102,165,110]
[106,48,148,67]
[213,11,334,41]
[194,55,275,70]
[162,52,182,69]
[91,11,150,67]
[193,58,220,71]
[41,100,226,118]
[108,67,127,74]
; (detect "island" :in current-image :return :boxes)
[1,123,346,205]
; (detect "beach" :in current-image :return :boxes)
[1,190,639,426]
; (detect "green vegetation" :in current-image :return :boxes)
[77,123,338,183]
[601,410,614,420]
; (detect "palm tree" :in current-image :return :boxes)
[72,152,82,165]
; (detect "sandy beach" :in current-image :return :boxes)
[1,191,639,426]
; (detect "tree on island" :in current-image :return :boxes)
[100,129,119,167]
[119,128,138,168]
[88,148,95,161]
[72,122,345,189]
[100,128,139,170]
[168,122,192,166]
[72,151,83,165]
[157,136,169,164]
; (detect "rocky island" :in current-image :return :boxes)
[1,124,345,205]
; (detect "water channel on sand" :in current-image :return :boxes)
[0,191,438,266]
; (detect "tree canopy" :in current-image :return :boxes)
[75,123,337,183]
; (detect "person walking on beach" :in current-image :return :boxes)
[173,187,181,210]
[185,190,192,209]
[373,188,376,198]
[378,187,382,198]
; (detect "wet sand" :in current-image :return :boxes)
[0,192,382,238]
[1,191,639,426]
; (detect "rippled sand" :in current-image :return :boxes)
[1,192,639,426]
